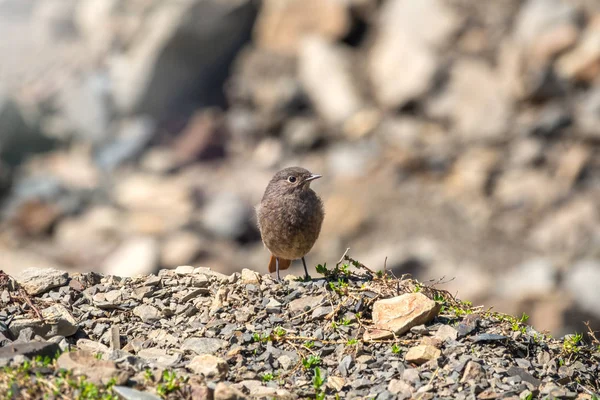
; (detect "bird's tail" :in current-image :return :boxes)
[268,255,292,273]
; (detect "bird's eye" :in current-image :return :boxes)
[288,176,297,183]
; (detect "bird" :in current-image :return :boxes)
[256,167,324,281]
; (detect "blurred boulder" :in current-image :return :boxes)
[254,0,350,56]
[565,259,600,318]
[299,37,365,126]
[171,109,226,165]
[0,91,55,167]
[575,85,600,139]
[33,0,78,42]
[75,0,119,58]
[160,230,205,267]
[368,0,460,109]
[94,117,155,171]
[431,60,513,142]
[103,236,159,277]
[201,192,253,241]
[556,16,600,82]
[497,258,557,300]
[110,0,257,118]
[60,72,112,145]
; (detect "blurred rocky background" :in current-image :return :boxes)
[0,0,599,337]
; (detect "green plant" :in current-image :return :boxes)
[413,283,422,293]
[274,326,286,337]
[252,332,270,343]
[433,293,447,313]
[313,367,326,400]
[261,372,276,382]
[302,355,322,370]
[346,339,358,346]
[316,263,328,275]
[391,344,402,354]
[563,333,583,354]
[156,370,184,396]
[303,341,315,349]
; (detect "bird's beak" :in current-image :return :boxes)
[305,174,322,182]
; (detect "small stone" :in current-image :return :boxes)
[472,334,508,343]
[461,361,485,382]
[40,304,78,337]
[434,325,458,342]
[241,269,260,284]
[175,265,196,275]
[288,295,325,314]
[188,354,229,380]
[57,350,129,385]
[365,293,441,340]
[133,304,161,324]
[265,298,282,314]
[214,382,247,400]
[137,348,181,368]
[311,306,333,320]
[388,379,413,398]
[405,345,441,365]
[457,314,480,337]
[328,376,345,391]
[182,337,227,355]
[14,267,68,295]
[112,386,162,400]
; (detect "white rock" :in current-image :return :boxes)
[565,260,600,318]
[103,237,159,277]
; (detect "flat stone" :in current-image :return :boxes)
[405,344,441,365]
[112,386,162,400]
[365,293,441,340]
[213,382,247,400]
[0,341,60,361]
[182,337,227,355]
[41,304,78,337]
[472,334,508,343]
[133,304,161,324]
[193,267,230,282]
[457,314,480,337]
[188,354,229,380]
[434,325,459,342]
[14,267,68,295]
[507,366,541,388]
[288,295,325,314]
[388,379,413,398]
[174,265,196,275]
[137,348,181,368]
[265,298,282,314]
[56,350,129,385]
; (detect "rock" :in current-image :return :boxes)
[327,140,381,179]
[298,37,364,126]
[103,237,159,278]
[33,0,77,41]
[201,192,253,240]
[387,379,413,399]
[59,73,112,145]
[497,258,557,300]
[282,117,321,151]
[171,109,226,164]
[160,231,204,267]
[0,91,55,167]
[461,360,485,382]
[513,0,577,50]
[14,267,68,295]
[369,0,460,108]
[133,304,161,324]
[288,295,325,314]
[404,344,441,365]
[112,386,162,400]
[576,87,600,139]
[565,259,600,318]
[57,350,129,385]
[445,147,500,197]
[214,382,247,400]
[110,0,256,118]
[182,337,228,355]
[241,268,260,284]
[40,304,78,337]
[494,169,561,211]
[254,0,349,56]
[0,341,60,361]
[556,17,600,82]
[365,293,441,340]
[188,354,229,380]
[434,325,458,342]
[434,60,512,142]
[137,348,181,368]
[174,265,196,275]
[74,0,119,58]
[266,298,282,314]
[95,117,156,171]
[528,198,599,254]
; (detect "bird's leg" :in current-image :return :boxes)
[276,257,281,282]
[302,257,311,280]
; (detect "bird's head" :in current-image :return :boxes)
[267,167,322,195]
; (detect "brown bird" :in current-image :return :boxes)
[257,167,324,281]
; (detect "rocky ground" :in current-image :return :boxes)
[1,256,599,399]
[0,0,599,337]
